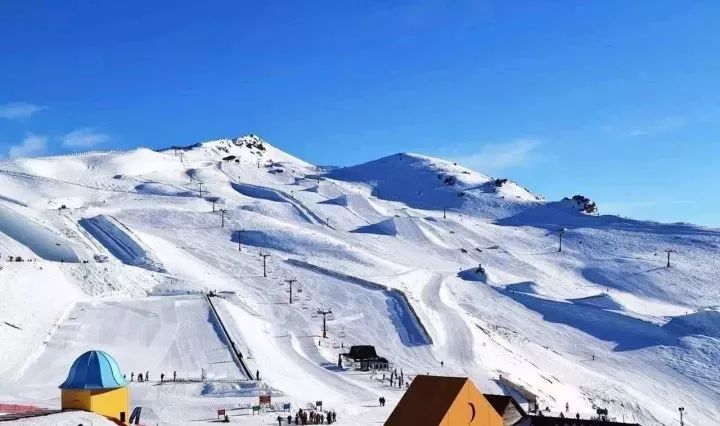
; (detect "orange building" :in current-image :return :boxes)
[385,375,503,426]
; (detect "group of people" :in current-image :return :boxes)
[126,371,177,383]
[277,408,337,425]
[382,368,407,389]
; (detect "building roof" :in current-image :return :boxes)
[59,350,128,390]
[345,345,379,360]
[484,394,526,425]
[385,375,469,425]
[485,394,519,416]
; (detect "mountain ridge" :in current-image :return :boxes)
[0,134,717,425]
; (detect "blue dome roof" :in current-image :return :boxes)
[59,350,128,390]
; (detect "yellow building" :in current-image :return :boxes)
[385,375,503,426]
[60,350,129,424]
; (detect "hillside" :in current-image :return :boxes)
[0,135,718,425]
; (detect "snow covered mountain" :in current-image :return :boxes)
[0,135,718,425]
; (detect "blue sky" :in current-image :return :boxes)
[1,1,718,226]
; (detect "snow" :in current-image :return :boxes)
[0,206,79,262]
[3,411,114,425]
[12,296,244,388]
[0,135,718,425]
[79,215,165,272]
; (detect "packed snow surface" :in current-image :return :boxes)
[0,135,718,425]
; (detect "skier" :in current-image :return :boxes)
[440,361,444,367]
[256,370,261,381]
[160,373,165,382]
[287,415,292,424]
[173,371,177,381]
[146,371,149,381]
[130,372,134,382]
[576,413,581,420]
[138,373,143,382]
[277,415,283,426]
[565,402,569,412]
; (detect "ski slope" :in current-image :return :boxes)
[79,215,165,272]
[0,206,79,262]
[0,135,718,425]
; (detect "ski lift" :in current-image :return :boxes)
[297,287,303,293]
[305,294,311,301]
[311,311,318,318]
[301,303,308,310]
[339,327,346,338]
[326,312,336,321]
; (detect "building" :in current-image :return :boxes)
[484,394,526,425]
[385,375,503,426]
[339,345,389,370]
[514,415,641,426]
[59,350,129,424]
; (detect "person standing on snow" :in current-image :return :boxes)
[160,373,165,382]
[130,372,134,382]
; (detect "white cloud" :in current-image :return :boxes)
[628,117,686,137]
[61,127,109,148]
[8,134,48,158]
[0,102,45,120]
[460,139,541,173]
[605,117,687,138]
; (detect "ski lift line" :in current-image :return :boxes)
[0,168,219,202]
[284,258,433,345]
